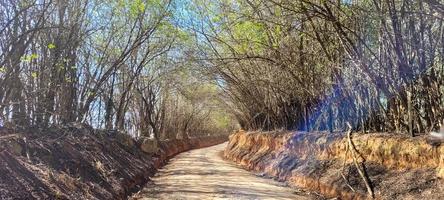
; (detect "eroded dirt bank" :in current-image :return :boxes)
[0,125,226,200]
[132,143,314,200]
[224,130,444,199]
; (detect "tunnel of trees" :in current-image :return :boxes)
[0,0,443,137]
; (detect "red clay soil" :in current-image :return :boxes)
[0,124,226,200]
[224,130,444,200]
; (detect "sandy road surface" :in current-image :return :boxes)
[131,142,312,200]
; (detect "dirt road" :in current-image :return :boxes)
[131,143,312,200]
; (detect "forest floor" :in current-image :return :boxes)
[131,143,317,200]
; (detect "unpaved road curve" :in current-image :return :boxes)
[131,143,312,200]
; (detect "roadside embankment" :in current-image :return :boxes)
[0,124,226,200]
[224,130,444,199]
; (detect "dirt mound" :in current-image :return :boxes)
[224,130,444,200]
[0,125,226,200]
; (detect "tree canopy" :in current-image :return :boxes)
[1,0,443,137]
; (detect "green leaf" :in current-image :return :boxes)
[87,91,96,97]
[47,43,56,49]
[30,53,38,59]
[130,0,146,17]
[31,72,38,78]
[0,66,5,74]
[21,54,39,62]
[21,55,32,62]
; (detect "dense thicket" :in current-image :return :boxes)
[185,0,444,135]
[0,0,235,139]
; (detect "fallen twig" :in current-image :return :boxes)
[340,139,356,192]
[346,123,374,199]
